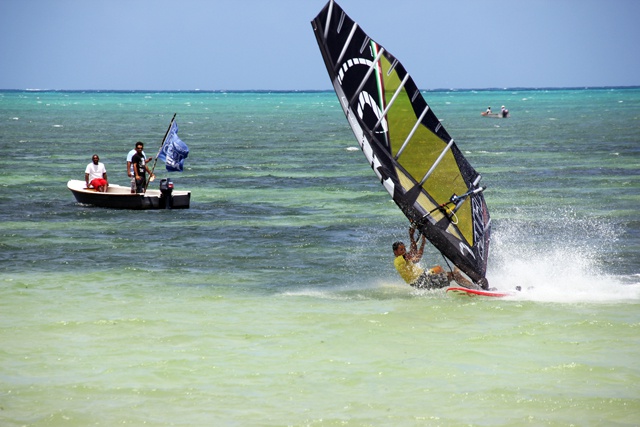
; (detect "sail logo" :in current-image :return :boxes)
[458,241,475,259]
[337,58,389,136]
[457,195,487,264]
[471,195,488,262]
[357,91,388,133]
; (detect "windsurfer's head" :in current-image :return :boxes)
[392,241,406,256]
[135,141,144,150]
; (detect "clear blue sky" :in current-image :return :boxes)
[1,0,638,91]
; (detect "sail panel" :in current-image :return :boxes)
[312,0,491,283]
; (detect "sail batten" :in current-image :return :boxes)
[394,106,430,161]
[350,47,385,108]
[312,0,491,285]
[336,22,358,69]
[375,73,410,132]
[323,0,334,39]
[420,139,455,185]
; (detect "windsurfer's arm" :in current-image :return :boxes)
[408,225,418,252]
[407,225,425,258]
[406,232,426,262]
[412,235,426,262]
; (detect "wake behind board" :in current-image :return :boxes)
[446,287,514,298]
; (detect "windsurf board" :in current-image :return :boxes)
[446,286,515,298]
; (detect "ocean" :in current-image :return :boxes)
[1,88,639,426]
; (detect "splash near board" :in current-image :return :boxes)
[446,287,514,298]
[311,0,492,289]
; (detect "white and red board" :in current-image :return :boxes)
[446,286,514,298]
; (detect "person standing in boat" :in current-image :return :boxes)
[392,225,477,289]
[131,143,154,193]
[126,141,152,178]
[85,154,108,192]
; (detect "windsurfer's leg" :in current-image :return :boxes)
[412,271,449,289]
[448,268,479,289]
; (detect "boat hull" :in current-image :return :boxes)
[481,112,509,118]
[67,180,190,209]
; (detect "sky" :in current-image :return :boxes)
[1,0,639,91]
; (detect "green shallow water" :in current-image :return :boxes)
[2,273,639,426]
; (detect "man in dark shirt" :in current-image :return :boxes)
[131,142,154,193]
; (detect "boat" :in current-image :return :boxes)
[311,0,492,288]
[69,114,191,209]
[67,179,190,209]
[481,112,504,118]
[481,107,509,118]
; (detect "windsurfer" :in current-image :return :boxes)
[392,226,478,290]
[132,143,154,193]
[85,154,108,192]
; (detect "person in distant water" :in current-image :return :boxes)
[131,143,154,193]
[485,106,492,115]
[126,141,152,179]
[392,225,478,290]
[501,105,509,118]
[85,154,108,192]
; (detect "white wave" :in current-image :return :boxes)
[488,209,639,303]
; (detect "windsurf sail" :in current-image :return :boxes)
[311,0,491,286]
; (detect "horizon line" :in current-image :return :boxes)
[2,85,639,94]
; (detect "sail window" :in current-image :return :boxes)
[394,106,430,160]
[419,139,455,185]
[374,73,410,132]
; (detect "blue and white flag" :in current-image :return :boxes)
[158,121,189,172]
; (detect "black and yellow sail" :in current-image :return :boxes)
[311,0,491,286]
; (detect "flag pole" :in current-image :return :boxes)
[147,113,177,189]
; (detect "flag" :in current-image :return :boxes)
[158,121,189,172]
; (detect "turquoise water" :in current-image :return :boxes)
[1,88,639,425]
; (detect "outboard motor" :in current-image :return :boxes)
[159,178,174,209]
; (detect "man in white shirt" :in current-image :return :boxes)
[85,154,108,192]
